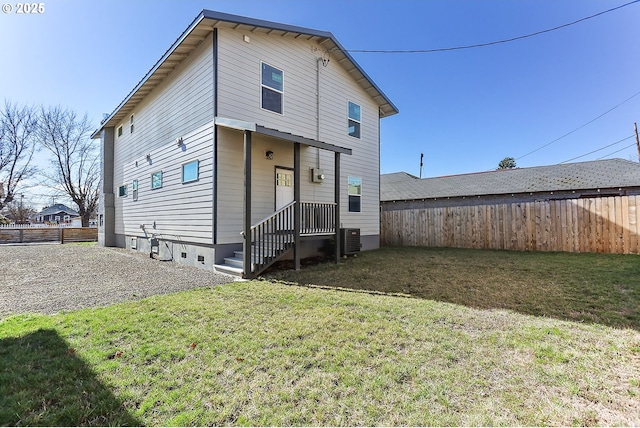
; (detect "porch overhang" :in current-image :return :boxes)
[216,116,348,278]
[214,116,352,155]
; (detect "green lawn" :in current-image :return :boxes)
[269,246,640,330]
[1,247,639,426]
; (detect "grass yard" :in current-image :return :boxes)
[1,247,639,426]
[269,246,640,330]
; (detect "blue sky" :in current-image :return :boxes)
[2,0,639,187]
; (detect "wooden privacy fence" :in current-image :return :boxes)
[381,195,640,254]
[0,227,98,244]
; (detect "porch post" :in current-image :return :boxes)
[293,142,301,270]
[334,151,341,264]
[243,130,252,278]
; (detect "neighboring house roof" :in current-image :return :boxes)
[36,204,79,217]
[381,159,640,201]
[92,9,398,139]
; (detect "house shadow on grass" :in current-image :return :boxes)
[0,329,140,426]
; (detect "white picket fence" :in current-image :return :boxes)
[0,222,79,229]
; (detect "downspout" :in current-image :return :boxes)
[316,57,321,169]
[213,28,218,245]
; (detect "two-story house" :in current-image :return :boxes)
[92,10,398,278]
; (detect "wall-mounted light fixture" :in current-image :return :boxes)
[176,137,183,147]
[146,154,151,161]
[265,150,274,160]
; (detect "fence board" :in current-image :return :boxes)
[381,195,640,255]
[0,227,96,244]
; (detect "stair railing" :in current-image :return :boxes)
[245,201,337,278]
[247,201,296,277]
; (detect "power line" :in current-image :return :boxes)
[558,134,635,164]
[596,142,638,160]
[515,89,640,161]
[335,1,639,54]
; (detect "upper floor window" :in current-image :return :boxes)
[130,114,134,133]
[261,62,283,114]
[348,101,361,139]
[117,125,123,137]
[118,184,127,197]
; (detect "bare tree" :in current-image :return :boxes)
[4,197,36,224]
[39,106,99,227]
[0,101,38,209]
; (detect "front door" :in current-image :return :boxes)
[275,168,294,210]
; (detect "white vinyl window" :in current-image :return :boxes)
[151,171,163,189]
[132,179,138,201]
[118,184,127,197]
[261,62,283,114]
[182,160,199,183]
[348,101,361,139]
[348,176,362,212]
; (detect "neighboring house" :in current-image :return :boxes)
[381,159,640,209]
[91,10,398,278]
[33,204,80,224]
[380,159,640,254]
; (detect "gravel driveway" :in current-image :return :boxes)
[0,244,238,318]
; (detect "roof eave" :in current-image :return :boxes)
[91,9,398,139]
[204,10,399,117]
[91,11,210,139]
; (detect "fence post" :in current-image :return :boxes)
[60,228,64,244]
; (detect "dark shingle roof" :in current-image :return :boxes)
[381,159,640,201]
[37,204,79,216]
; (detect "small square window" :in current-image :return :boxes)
[132,179,138,201]
[348,176,361,213]
[118,184,127,197]
[348,101,361,139]
[151,171,163,189]
[117,126,123,137]
[182,160,199,183]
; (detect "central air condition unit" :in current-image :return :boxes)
[340,228,361,255]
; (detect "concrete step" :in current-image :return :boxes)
[234,251,278,264]
[214,263,243,277]
[223,256,243,269]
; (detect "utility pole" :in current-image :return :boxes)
[635,122,640,162]
[419,153,424,178]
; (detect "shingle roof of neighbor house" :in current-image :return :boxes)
[37,204,79,216]
[92,10,398,139]
[381,159,640,201]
